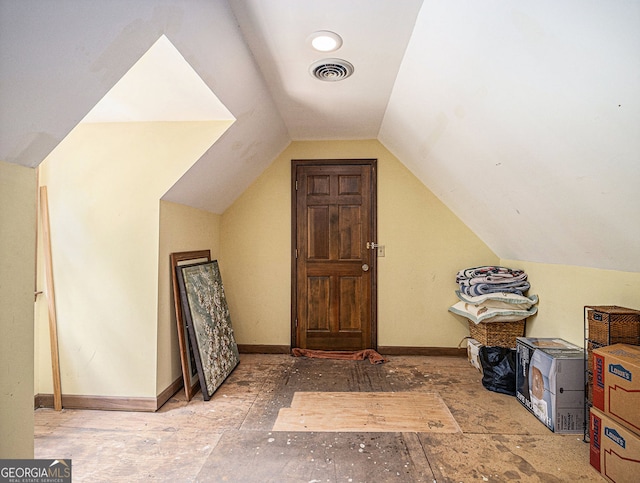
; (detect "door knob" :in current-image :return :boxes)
[362,263,369,272]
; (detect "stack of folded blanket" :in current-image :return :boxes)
[449,266,538,325]
[456,266,530,296]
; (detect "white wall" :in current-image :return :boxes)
[0,161,36,457]
[35,121,230,398]
[221,140,498,349]
[29,126,640,409]
[502,259,640,347]
[157,200,222,394]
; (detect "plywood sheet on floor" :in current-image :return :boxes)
[240,357,395,431]
[273,391,460,433]
[418,432,601,482]
[35,422,221,482]
[436,382,554,435]
[196,430,435,483]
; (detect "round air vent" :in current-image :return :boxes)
[310,58,354,81]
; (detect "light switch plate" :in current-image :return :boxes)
[377,245,385,257]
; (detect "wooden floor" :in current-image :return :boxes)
[34,354,604,482]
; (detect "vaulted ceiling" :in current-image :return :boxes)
[1,1,638,272]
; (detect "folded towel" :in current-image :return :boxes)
[455,290,538,310]
[459,280,531,297]
[462,272,528,285]
[449,301,537,324]
[456,266,526,284]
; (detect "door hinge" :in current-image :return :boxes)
[295,248,298,259]
[295,180,298,190]
[295,318,298,328]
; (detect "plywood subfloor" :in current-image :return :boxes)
[34,354,604,482]
[273,391,461,433]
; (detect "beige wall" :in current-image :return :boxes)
[0,161,36,457]
[377,142,498,347]
[157,200,221,394]
[27,125,640,410]
[219,140,293,345]
[501,259,640,346]
[221,140,498,348]
[35,121,230,398]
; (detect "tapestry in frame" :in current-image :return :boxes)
[176,260,240,400]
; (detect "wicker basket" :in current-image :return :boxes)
[468,319,526,347]
[587,340,605,373]
[586,305,640,345]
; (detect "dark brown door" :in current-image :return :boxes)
[292,159,377,350]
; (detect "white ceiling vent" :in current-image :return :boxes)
[310,58,354,81]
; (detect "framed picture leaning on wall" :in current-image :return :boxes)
[170,250,211,401]
[176,260,240,401]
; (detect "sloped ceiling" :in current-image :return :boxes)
[0,0,290,213]
[83,35,236,124]
[379,1,640,273]
[1,1,638,272]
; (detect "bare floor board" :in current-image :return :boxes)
[34,354,602,482]
[196,430,435,483]
[420,432,596,482]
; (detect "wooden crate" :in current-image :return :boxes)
[468,320,525,347]
[586,305,640,345]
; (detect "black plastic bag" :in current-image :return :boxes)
[479,346,517,396]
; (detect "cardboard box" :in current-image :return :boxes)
[516,337,585,433]
[593,344,640,435]
[467,338,483,374]
[590,407,640,482]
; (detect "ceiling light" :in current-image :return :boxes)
[308,31,343,52]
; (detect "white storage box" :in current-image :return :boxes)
[516,337,585,433]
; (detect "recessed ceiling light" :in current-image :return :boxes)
[308,31,343,52]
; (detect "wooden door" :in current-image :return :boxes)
[292,159,377,351]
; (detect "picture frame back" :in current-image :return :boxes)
[170,250,210,401]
